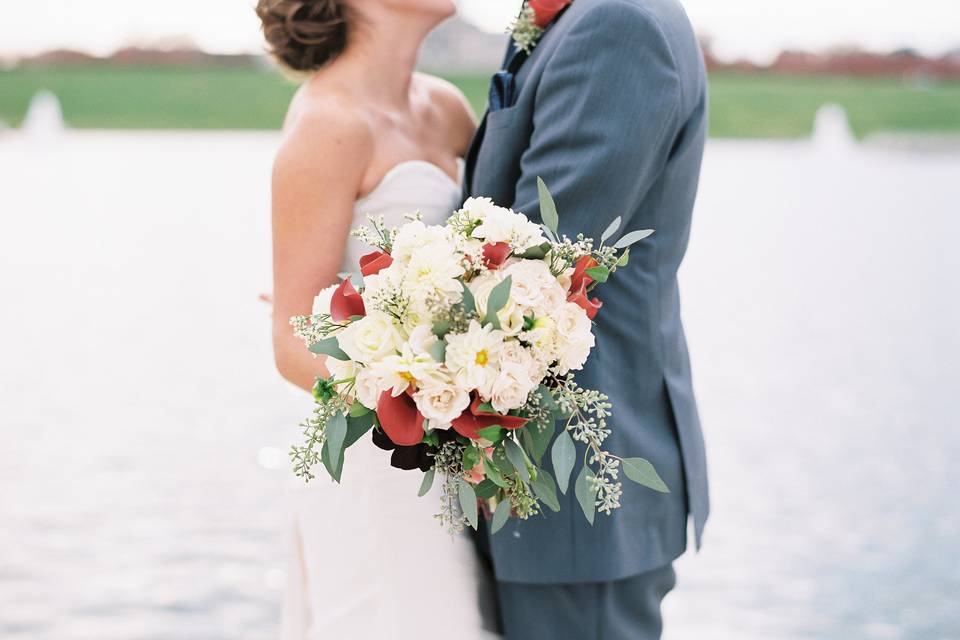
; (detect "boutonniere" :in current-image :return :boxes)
[508,0,572,54]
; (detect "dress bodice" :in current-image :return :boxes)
[342,160,463,272]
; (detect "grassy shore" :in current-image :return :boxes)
[2,65,959,138]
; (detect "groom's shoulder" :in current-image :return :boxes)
[566,0,696,42]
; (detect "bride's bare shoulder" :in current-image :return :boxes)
[414,72,477,155]
[275,81,374,180]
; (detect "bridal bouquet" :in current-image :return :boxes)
[290,179,668,533]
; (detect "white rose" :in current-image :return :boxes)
[490,362,535,414]
[354,367,384,410]
[413,384,471,428]
[469,273,525,336]
[336,312,401,364]
[555,302,595,373]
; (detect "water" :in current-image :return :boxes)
[1,130,958,639]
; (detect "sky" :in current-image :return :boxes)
[1,0,958,63]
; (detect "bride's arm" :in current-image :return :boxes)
[271,108,373,392]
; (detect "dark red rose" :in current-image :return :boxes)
[358,250,393,277]
[329,278,366,322]
[482,242,513,270]
[569,255,598,294]
[375,391,426,447]
[568,280,602,319]
[529,0,572,28]
[451,394,529,440]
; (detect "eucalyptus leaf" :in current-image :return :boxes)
[348,402,371,418]
[432,319,451,337]
[523,420,556,464]
[621,457,670,493]
[540,224,558,244]
[503,438,531,483]
[531,468,561,512]
[537,177,559,235]
[417,468,435,497]
[490,498,511,535]
[575,466,597,525]
[484,276,512,328]
[325,411,348,474]
[320,441,343,483]
[584,266,609,283]
[457,477,479,529]
[461,282,476,316]
[613,229,654,249]
[551,429,576,494]
[518,242,552,260]
[474,479,499,500]
[616,248,630,267]
[483,456,509,488]
[308,337,349,361]
[344,412,375,448]
[426,339,446,363]
[601,216,622,244]
[492,448,514,476]
[476,425,504,443]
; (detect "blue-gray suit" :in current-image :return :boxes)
[463,0,709,636]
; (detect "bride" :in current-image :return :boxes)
[256,0,495,637]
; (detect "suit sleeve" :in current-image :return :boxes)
[512,1,683,241]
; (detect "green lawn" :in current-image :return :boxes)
[2,65,958,138]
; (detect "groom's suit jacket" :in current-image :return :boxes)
[464,0,709,584]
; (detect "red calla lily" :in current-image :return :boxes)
[376,391,426,447]
[330,278,366,322]
[482,242,513,269]
[359,250,393,277]
[451,395,529,440]
[568,280,602,319]
[569,255,598,294]
[529,0,572,28]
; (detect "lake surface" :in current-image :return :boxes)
[1,130,958,639]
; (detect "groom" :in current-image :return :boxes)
[463,0,709,637]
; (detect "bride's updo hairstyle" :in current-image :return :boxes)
[255,0,350,72]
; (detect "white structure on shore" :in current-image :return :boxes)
[22,90,65,138]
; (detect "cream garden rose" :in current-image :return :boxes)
[414,384,471,427]
[336,312,401,364]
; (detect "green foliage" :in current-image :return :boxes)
[457,477,479,530]
[308,337,349,360]
[575,466,597,525]
[483,457,509,488]
[584,266,610,283]
[417,469,435,497]
[426,338,446,363]
[551,429,576,494]
[476,425,504,443]
[537,177,559,236]
[621,457,670,493]
[613,229,654,250]
[601,217,622,244]
[503,438,531,484]
[474,479,499,500]
[348,402,371,418]
[531,469,561,512]
[484,276,512,329]
[324,411,348,476]
[490,498,512,535]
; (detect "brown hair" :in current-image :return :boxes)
[255,0,349,72]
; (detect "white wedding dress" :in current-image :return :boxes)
[281,160,497,640]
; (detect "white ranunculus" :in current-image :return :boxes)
[392,220,461,265]
[502,259,561,311]
[490,362,536,414]
[354,367,384,410]
[444,320,505,397]
[470,205,546,251]
[312,283,339,316]
[336,312,401,364]
[413,384,471,427]
[458,197,503,223]
[499,340,536,375]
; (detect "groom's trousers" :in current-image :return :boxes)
[494,564,677,640]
